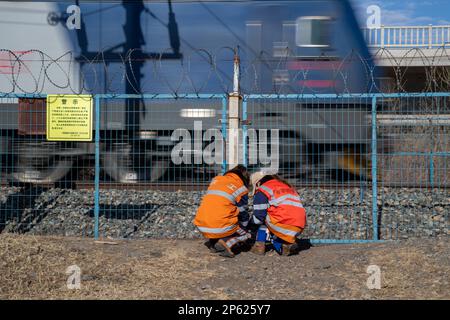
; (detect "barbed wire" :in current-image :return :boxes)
[2,46,450,97]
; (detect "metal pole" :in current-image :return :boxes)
[429,153,435,188]
[123,0,145,135]
[94,96,100,239]
[227,51,241,169]
[371,96,379,241]
[233,52,240,95]
[221,97,227,174]
[242,99,248,167]
[429,24,433,48]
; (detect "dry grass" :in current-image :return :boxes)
[378,128,450,186]
[0,234,215,299]
[0,234,448,300]
[341,242,449,299]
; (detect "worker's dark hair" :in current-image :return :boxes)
[224,165,250,188]
[259,174,294,189]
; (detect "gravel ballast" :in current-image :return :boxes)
[0,186,448,240]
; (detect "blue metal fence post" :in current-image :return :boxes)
[221,97,227,174]
[371,96,379,241]
[429,152,435,188]
[242,99,248,167]
[94,95,100,239]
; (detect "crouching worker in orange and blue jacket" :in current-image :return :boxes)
[247,172,306,256]
[193,165,251,258]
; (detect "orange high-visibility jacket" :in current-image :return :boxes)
[193,173,248,239]
[257,179,306,243]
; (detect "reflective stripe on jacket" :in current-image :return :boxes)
[193,172,248,239]
[257,179,306,243]
[265,215,303,244]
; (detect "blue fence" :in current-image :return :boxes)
[0,92,449,243]
[243,93,449,243]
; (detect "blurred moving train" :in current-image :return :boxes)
[0,0,375,185]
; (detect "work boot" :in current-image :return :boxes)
[282,243,298,256]
[204,239,219,253]
[214,239,235,258]
[250,241,266,255]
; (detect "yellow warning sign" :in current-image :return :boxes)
[46,95,93,141]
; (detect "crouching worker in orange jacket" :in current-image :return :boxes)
[247,172,306,256]
[193,165,251,258]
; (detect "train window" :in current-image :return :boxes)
[273,42,289,58]
[246,21,262,53]
[295,16,331,48]
[273,69,289,85]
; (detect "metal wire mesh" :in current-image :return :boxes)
[0,95,94,236]
[93,94,226,238]
[244,95,374,241]
[0,93,448,241]
[375,95,450,239]
[244,93,449,241]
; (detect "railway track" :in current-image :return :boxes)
[2,180,448,190]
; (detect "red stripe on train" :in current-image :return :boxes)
[288,61,347,71]
[298,80,336,88]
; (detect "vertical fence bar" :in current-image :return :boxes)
[429,152,435,188]
[371,96,379,240]
[429,24,433,48]
[221,96,227,174]
[94,95,100,239]
[242,99,248,167]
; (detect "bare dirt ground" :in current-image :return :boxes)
[0,234,448,300]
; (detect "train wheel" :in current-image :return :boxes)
[102,143,169,183]
[323,148,370,181]
[10,141,73,184]
[142,159,169,182]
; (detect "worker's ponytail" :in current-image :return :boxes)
[224,165,250,188]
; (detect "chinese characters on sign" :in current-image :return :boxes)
[46,95,93,141]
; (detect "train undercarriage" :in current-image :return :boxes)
[0,98,371,186]
[1,137,370,186]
